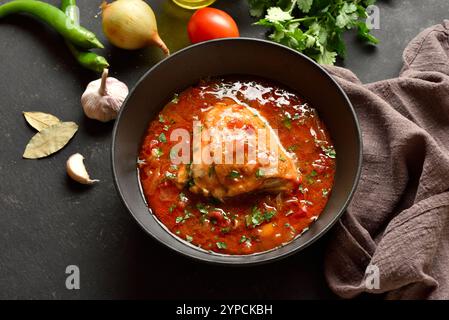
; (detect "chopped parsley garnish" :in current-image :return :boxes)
[158,114,165,123]
[171,93,180,104]
[287,145,298,152]
[228,170,241,179]
[152,148,163,158]
[163,124,170,131]
[220,227,231,234]
[196,203,209,215]
[255,168,265,178]
[322,146,336,158]
[322,189,329,197]
[240,235,252,246]
[158,132,167,143]
[165,172,177,180]
[168,204,177,213]
[283,116,292,129]
[179,192,188,202]
[175,210,194,224]
[298,185,307,194]
[175,216,184,224]
[216,242,227,250]
[310,170,318,177]
[264,210,276,222]
[246,206,277,228]
[185,235,193,242]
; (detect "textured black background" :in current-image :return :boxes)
[0,0,448,299]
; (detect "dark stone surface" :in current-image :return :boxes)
[0,0,447,299]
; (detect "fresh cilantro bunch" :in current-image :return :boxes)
[248,0,379,65]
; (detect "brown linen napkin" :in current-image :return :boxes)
[324,21,449,299]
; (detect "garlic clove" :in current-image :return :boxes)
[81,69,129,122]
[66,153,99,185]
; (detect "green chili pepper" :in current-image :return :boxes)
[60,0,109,73]
[0,0,103,49]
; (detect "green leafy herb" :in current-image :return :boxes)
[196,203,209,215]
[165,171,177,180]
[228,170,241,179]
[186,235,193,242]
[158,132,167,143]
[322,145,336,158]
[264,210,276,221]
[246,206,276,228]
[322,188,329,197]
[158,115,165,123]
[152,148,163,158]
[255,168,265,178]
[169,204,177,213]
[249,0,379,65]
[171,93,180,104]
[216,241,227,250]
[287,145,298,152]
[175,216,184,224]
[179,192,188,202]
[283,116,292,129]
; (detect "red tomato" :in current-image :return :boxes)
[187,8,240,44]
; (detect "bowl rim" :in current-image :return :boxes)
[111,37,363,265]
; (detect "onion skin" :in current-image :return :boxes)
[101,0,169,55]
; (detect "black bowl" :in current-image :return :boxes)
[112,38,362,265]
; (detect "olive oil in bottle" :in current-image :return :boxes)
[172,0,216,10]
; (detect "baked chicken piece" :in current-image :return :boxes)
[177,100,300,200]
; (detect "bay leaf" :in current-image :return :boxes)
[23,122,78,159]
[23,111,61,132]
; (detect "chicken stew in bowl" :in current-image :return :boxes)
[138,77,336,255]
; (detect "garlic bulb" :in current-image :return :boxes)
[81,69,129,122]
[66,153,99,185]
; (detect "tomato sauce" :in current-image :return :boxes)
[138,78,336,255]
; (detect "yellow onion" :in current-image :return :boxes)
[101,0,169,55]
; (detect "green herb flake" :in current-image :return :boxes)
[169,204,177,213]
[322,146,336,158]
[152,148,163,158]
[322,188,329,197]
[255,168,265,178]
[185,235,193,242]
[175,216,184,224]
[216,242,227,250]
[179,192,188,203]
[240,235,249,244]
[283,117,292,129]
[171,93,180,104]
[196,203,209,215]
[287,145,298,152]
[165,171,177,180]
[264,210,276,221]
[158,115,165,123]
[228,170,241,179]
[158,132,167,143]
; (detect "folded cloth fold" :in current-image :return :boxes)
[324,20,449,299]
